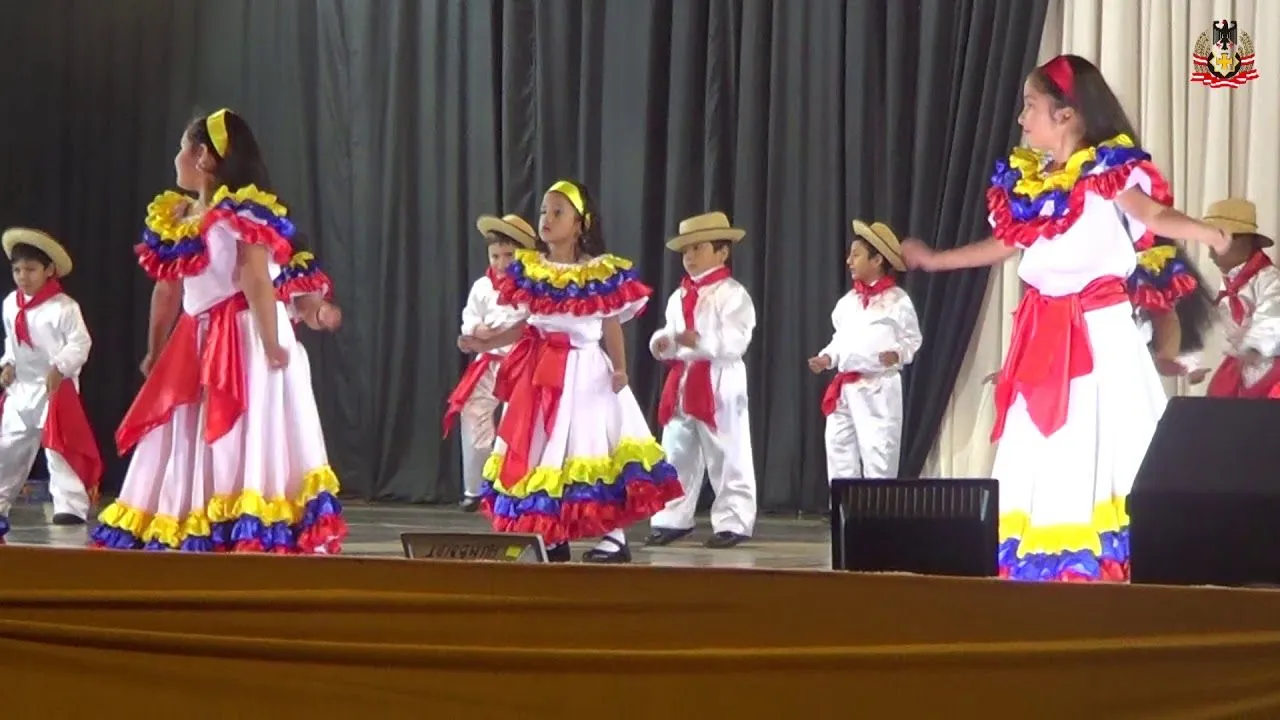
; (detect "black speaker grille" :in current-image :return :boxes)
[843,481,994,521]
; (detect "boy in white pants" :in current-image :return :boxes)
[646,212,758,549]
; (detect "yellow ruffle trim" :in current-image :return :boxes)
[96,465,339,549]
[144,184,289,246]
[144,190,203,243]
[513,248,635,289]
[482,436,667,499]
[209,184,289,218]
[999,496,1128,558]
[1136,244,1177,273]
[1007,133,1135,197]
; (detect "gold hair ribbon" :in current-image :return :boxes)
[548,180,591,229]
[206,109,231,157]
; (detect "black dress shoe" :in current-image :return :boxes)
[547,543,572,563]
[643,527,693,547]
[51,513,87,526]
[581,536,632,564]
[704,531,748,549]
[458,497,481,513]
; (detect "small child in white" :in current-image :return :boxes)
[0,228,101,541]
[443,214,535,511]
[646,212,758,548]
[808,220,922,481]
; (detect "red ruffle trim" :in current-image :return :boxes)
[1129,273,1197,313]
[276,270,335,303]
[988,159,1173,249]
[997,558,1129,583]
[135,243,210,281]
[496,274,653,318]
[201,208,295,265]
[296,513,348,555]
[480,476,683,546]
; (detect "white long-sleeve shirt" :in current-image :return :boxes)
[818,286,922,385]
[649,273,756,409]
[1,290,92,429]
[1217,259,1280,386]
[460,273,527,357]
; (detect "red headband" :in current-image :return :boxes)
[1040,55,1076,103]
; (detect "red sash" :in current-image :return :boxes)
[492,327,571,488]
[0,381,103,502]
[442,353,500,437]
[821,372,863,416]
[992,276,1129,441]
[657,267,731,430]
[1207,356,1280,399]
[115,294,249,455]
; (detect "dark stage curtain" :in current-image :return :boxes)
[0,0,1046,512]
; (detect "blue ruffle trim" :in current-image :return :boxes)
[505,259,642,302]
[0,515,9,538]
[209,197,298,242]
[998,528,1130,582]
[484,460,677,520]
[90,491,344,553]
[991,145,1151,223]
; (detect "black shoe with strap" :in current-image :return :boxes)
[581,536,632,564]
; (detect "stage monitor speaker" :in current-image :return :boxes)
[829,478,998,577]
[400,532,548,563]
[1129,396,1280,587]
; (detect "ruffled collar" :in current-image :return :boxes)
[999,134,1136,199]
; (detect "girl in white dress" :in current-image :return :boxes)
[93,109,346,553]
[901,55,1231,582]
[459,179,682,564]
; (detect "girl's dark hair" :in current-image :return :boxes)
[185,110,273,193]
[9,242,52,268]
[1030,55,1139,149]
[1160,240,1215,353]
[536,179,606,259]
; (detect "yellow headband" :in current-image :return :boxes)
[206,109,231,157]
[547,180,591,229]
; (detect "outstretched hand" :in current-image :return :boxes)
[900,238,936,271]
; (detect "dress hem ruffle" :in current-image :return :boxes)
[90,465,346,555]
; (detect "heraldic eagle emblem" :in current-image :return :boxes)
[1191,20,1260,88]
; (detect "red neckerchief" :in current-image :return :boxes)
[15,278,63,347]
[657,266,733,430]
[1216,250,1274,324]
[485,267,501,286]
[853,275,896,308]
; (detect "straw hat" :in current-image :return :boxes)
[1203,198,1273,247]
[475,214,537,248]
[666,212,746,251]
[851,219,905,272]
[2,228,73,277]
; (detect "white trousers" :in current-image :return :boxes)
[0,424,89,519]
[650,406,757,537]
[824,376,903,481]
[459,364,500,498]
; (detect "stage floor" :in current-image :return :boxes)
[7,499,833,569]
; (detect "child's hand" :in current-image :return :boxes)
[265,343,290,370]
[676,330,700,348]
[982,371,999,385]
[1242,349,1265,366]
[878,350,900,367]
[807,354,832,374]
[139,352,157,378]
[1153,355,1187,377]
[458,335,484,353]
[610,370,628,393]
[1188,368,1210,385]
[652,335,673,357]
[46,368,64,394]
[0,364,13,388]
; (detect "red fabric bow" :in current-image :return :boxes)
[116,294,248,454]
[1216,250,1273,324]
[991,276,1128,441]
[493,327,571,488]
[657,266,732,430]
[14,279,63,347]
[821,372,863,416]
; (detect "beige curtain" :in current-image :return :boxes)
[926,0,1280,478]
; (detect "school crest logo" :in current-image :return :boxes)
[1191,20,1259,88]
